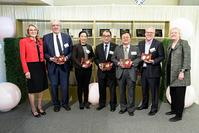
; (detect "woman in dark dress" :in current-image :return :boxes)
[72,31,95,109]
[20,24,48,117]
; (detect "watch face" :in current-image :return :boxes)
[135,0,145,5]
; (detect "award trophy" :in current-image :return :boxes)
[100,62,113,71]
[55,55,65,64]
[141,53,152,62]
[81,58,92,68]
[120,59,132,68]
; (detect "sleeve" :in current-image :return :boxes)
[111,46,119,66]
[19,39,29,74]
[153,42,165,65]
[132,46,141,67]
[182,40,191,71]
[66,35,73,59]
[94,46,100,66]
[72,45,81,67]
[43,35,51,61]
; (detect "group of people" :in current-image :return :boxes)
[19,20,191,122]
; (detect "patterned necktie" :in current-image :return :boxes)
[56,35,63,55]
[124,46,128,59]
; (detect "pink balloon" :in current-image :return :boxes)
[0,82,21,112]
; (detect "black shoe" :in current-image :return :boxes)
[53,106,60,112]
[79,103,84,110]
[110,106,116,112]
[119,109,127,114]
[84,103,90,109]
[169,116,182,122]
[96,105,105,110]
[128,111,134,116]
[165,111,175,115]
[31,111,41,118]
[137,106,148,110]
[148,110,157,116]
[37,108,46,115]
[63,105,71,111]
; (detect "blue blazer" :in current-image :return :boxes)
[43,32,73,74]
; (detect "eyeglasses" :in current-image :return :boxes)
[146,32,154,34]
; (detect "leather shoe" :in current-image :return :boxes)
[37,108,46,115]
[137,106,148,110]
[119,109,127,114]
[79,103,84,110]
[31,111,41,118]
[63,105,71,111]
[148,110,157,116]
[96,105,105,110]
[110,107,116,112]
[128,111,134,116]
[53,106,60,112]
[169,116,182,122]
[165,111,175,115]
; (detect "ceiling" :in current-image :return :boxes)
[0,0,199,6]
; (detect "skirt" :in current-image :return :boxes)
[27,62,48,93]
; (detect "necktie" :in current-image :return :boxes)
[56,35,63,55]
[104,44,108,59]
[124,46,128,59]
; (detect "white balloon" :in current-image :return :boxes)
[166,85,196,108]
[170,18,193,40]
[0,17,16,40]
[88,82,99,105]
[0,82,21,112]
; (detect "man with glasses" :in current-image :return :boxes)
[137,27,164,115]
[94,30,117,112]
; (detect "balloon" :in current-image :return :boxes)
[166,85,196,108]
[0,82,21,112]
[88,82,99,105]
[170,18,194,40]
[0,17,16,40]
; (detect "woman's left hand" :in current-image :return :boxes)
[178,72,184,80]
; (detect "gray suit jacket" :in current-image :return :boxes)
[165,39,191,87]
[111,44,141,82]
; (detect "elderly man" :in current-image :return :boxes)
[137,27,164,115]
[43,20,73,112]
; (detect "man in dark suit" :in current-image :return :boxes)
[94,30,117,112]
[43,20,72,112]
[137,27,164,115]
[111,32,141,116]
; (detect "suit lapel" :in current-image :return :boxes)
[50,33,56,56]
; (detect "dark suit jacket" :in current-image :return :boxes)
[72,43,94,70]
[111,44,141,82]
[138,39,164,78]
[43,32,73,74]
[94,42,117,79]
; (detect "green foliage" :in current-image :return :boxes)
[4,38,27,103]
[160,38,171,101]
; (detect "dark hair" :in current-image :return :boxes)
[79,30,88,37]
[102,30,112,36]
[120,31,131,39]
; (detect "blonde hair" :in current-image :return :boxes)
[26,24,40,41]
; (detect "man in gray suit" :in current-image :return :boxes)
[111,32,141,116]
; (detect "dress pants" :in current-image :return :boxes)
[98,73,117,107]
[75,68,92,104]
[48,65,69,107]
[118,69,136,113]
[141,68,160,111]
[170,86,186,117]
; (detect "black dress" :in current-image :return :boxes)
[27,62,48,93]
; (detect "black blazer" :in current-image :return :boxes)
[94,43,117,78]
[138,39,165,78]
[72,43,95,70]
